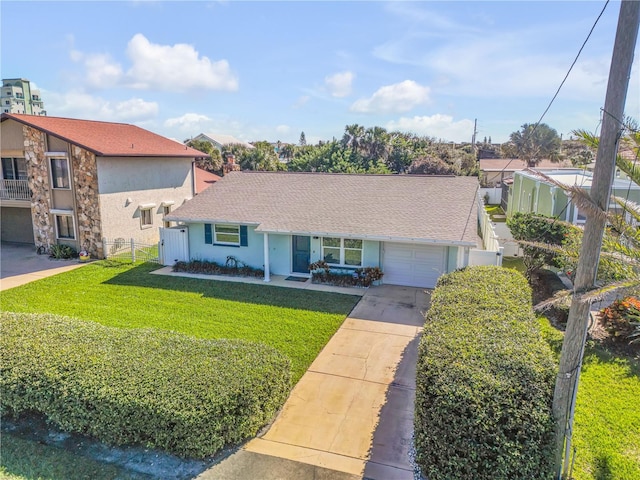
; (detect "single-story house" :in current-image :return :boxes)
[165,172,481,288]
[0,113,206,257]
[506,169,640,224]
[480,158,572,187]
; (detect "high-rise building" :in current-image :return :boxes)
[1,78,46,115]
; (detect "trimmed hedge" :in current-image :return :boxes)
[1,312,291,458]
[414,266,556,480]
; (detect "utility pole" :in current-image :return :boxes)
[553,2,640,479]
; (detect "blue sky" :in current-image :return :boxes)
[1,1,638,144]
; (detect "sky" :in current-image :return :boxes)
[1,1,638,145]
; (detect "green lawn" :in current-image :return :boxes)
[1,261,360,480]
[0,435,152,480]
[502,256,526,274]
[538,317,640,480]
[0,261,360,383]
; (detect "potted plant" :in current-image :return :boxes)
[79,249,90,262]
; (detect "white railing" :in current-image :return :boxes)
[0,179,30,201]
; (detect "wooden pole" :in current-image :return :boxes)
[552,2,640,478]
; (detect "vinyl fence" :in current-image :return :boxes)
[471,192,504,266]
[102,238,160,263]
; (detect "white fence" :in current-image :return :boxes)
[102,238,160,263]
[0,179,30,200]
[479,187,502,205]
[472,192,504,266]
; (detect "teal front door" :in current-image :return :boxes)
[292,236,311,274]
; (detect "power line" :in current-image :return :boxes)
[496,0,610,177]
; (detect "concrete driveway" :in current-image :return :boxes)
[200,285,429,480]
[0,242,86,291]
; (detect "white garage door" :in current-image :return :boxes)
[383,243,446,288]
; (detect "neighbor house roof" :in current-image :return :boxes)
[518,169,640,190]
[194,167,221,194]
[194,133,255,149]
[167,172,479,246]
[1,113,207,158]
[480,158,572,172]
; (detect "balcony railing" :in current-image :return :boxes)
[0,179,31,201]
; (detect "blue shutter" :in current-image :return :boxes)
[240,225,248,247]
[204,224,212,244]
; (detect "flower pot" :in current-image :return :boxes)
[79,254,90,263]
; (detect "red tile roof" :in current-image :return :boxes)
[1,113,207,158]
[194,167,221,194]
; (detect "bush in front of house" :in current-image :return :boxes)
[414,266,556,480]
[173,258,264,278]
[309,260,383,287]
[1,312,291,458]
[598,297,640,345]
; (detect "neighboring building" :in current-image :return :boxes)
[0,113,205,257]
[479,158,572,187]
[2,78,46,115]
[506,169,640,224]
[192,133,254,151]
[165,172,483,288]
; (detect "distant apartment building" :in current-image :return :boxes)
[2,78,46,116]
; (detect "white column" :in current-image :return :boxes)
[263,233,271,282]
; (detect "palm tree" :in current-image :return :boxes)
[341,124,365,156]
[504,123,562,167]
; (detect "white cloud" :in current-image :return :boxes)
[350,80,430,114]
[70,50,123,89]
[125,34,238,91]
[276,124,291,134]
[164,113,212,130]
[386,114,474,142]
[45,90,158,122]
[325,71,354,98]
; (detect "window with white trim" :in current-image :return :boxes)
[54,212,75,239]
[214,224,240,245]
[322,237,363,266]
[50,157,70,189]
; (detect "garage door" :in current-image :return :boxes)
[382,243,446,288]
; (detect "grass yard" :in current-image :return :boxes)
[0,435,152,480]
[1,261,359,383]
[501,256,526,274]
[1,260,360,479]
[538,317,640,480]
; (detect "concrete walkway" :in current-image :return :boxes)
[0,242,87,291]
[200,285,428,480]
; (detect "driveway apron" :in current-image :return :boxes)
[201,285,429,480]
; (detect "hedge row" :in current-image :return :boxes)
[414,266,556,480]
[1,312,291,458]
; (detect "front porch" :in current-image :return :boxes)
[150,266,366,296]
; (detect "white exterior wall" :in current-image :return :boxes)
[97,157,194,244]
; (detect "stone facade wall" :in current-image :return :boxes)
[71,146,104,258]
[24,125,54,251]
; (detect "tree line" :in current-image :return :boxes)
[187,122,603,176]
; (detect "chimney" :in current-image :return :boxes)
[223,153,241,175]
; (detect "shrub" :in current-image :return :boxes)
[49,244,77,259]
[1,312,291,458]
[598,297,640,343]
[414,266,556,480]
[173,258,264,278]
[309,260,383,287]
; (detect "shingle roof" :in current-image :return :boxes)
[1,113,206,158]
[196,133,255,149]
[194,167,221,194]
[167,172,479,245]
[479,158,571,171]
